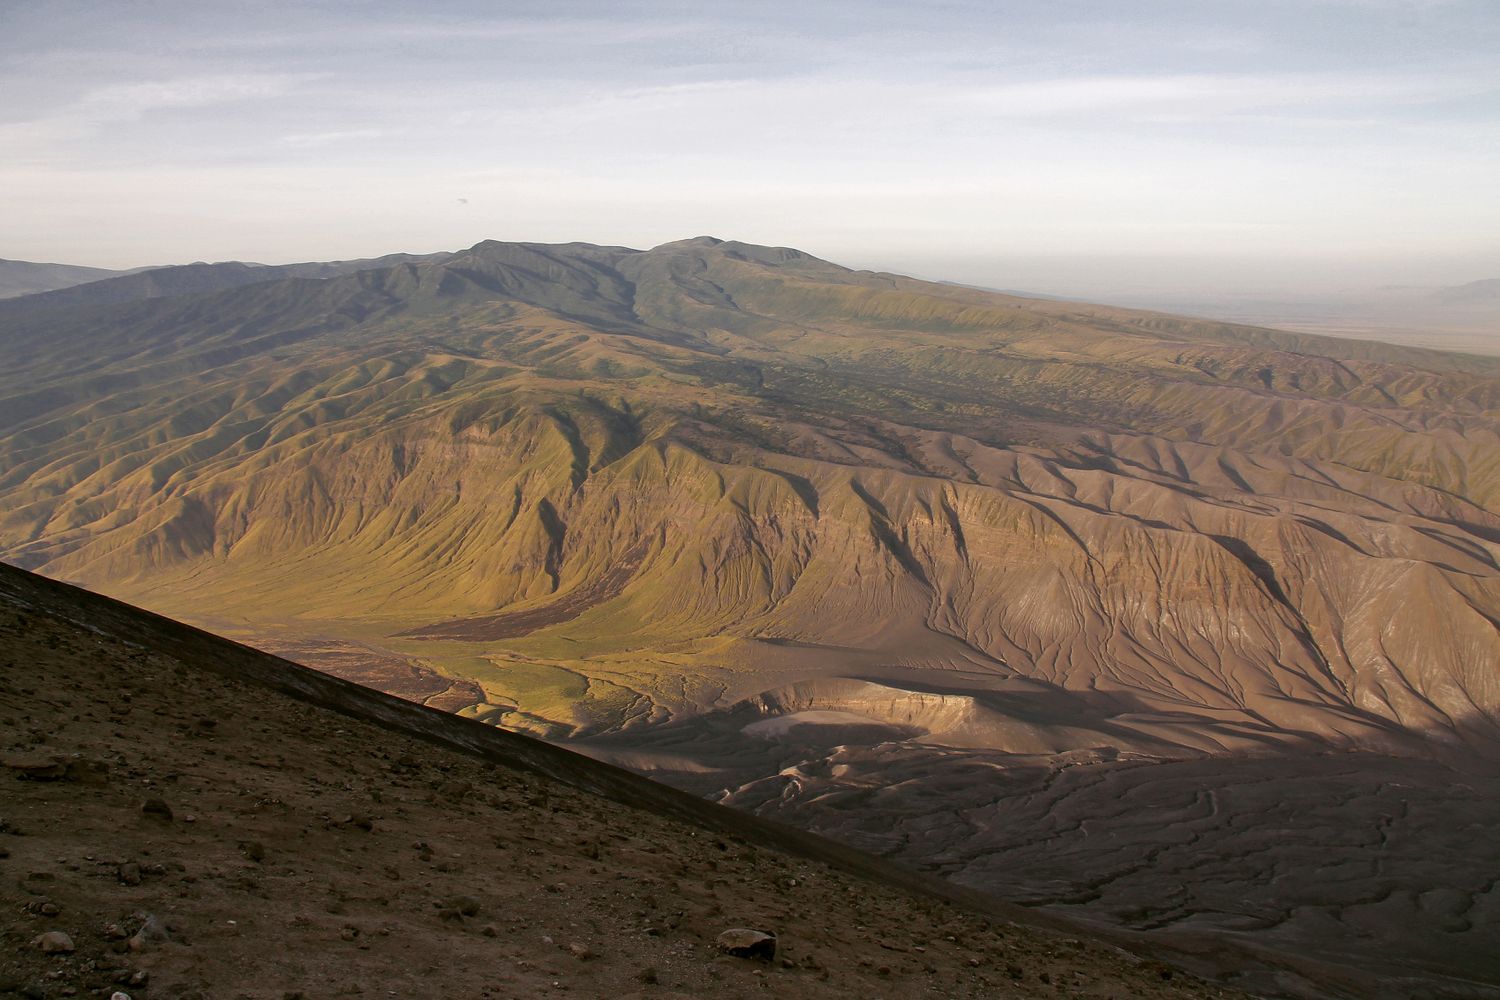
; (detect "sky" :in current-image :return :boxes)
[2,0,1498,298]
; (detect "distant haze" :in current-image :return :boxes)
[2,0,1498,300]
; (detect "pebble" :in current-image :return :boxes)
[31,930,75,954]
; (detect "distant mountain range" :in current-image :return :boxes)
[1,237,1497,997]
[0,257,136,298]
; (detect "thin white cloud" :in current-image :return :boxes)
[277,128,391,147]
[956,72,1494,118]
[73,73,323,123]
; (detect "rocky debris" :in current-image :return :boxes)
[567,941,595,960]
[140,798,173,821]
[127,913,170,951]
[117,862,142,885]
[31,930,75,953]
[716,927,777,961]
[4,754,67,780]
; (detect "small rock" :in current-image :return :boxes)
[117,863,142,886]
[338,813,374,831]
[716,928,777,961]
[437,780,472,801]
[4,755,67,781]
[447,895,481,917]
[38,902,59,917]
[480,924,498,938]
[240,841,266,863]
[31,930,74,954]
[340,925,359,941]
[127,913,169,952]
[140,799,173,821]
[567,942,594,960]
[111,993,131,1000]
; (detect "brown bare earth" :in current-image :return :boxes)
[0,563,1249,1000]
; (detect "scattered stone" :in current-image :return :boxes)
[437,780,472,801]
[110,993,131,1000]
[567,941,594,960]
[480,924,498,938]
[117,863,142,886]
[127,913,169,951]
[104,922,129,940]
[447,894,481,917]
[31,930,74,954]
[140,798,173,821]
[716,928,777,961]
[3,755,67,781]
[337,812,374,831]
[240,841,266,863]
[340,925,359,941]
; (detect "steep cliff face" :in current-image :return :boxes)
[0,238,1496,756]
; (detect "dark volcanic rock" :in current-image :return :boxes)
[717,927,777,961]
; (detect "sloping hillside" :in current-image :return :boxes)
[0,561,1245,999]
[0,259,127,299]
[1,237,1497,996]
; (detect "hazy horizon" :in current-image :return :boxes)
[3,1,1498,299]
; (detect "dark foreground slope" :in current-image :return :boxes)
[0,563,1245,1000]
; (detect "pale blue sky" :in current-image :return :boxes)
[2,0,1497,295]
